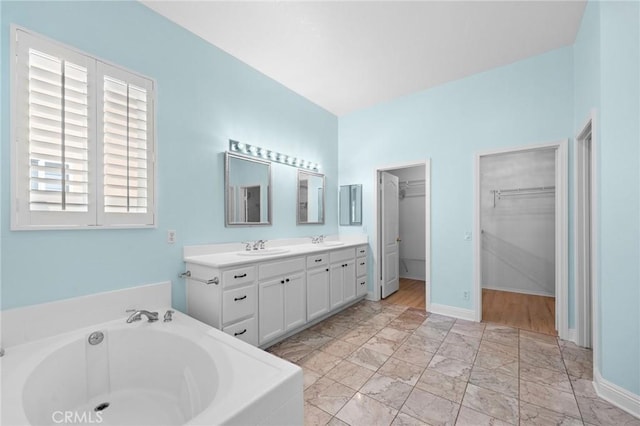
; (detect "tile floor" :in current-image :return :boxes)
[266,300,640,426]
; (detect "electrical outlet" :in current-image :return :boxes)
[167,230,176,244]
[463,291,470,300]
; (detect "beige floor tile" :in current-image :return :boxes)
[360,373,414,409]
[325,359,375,390]
[444,330,482,348]
[392,343,435,368]
[401,387,460,426]
[404,334,444,353]
[300,350,344,375]
[378,357,425,386]
[520,337,562,357]
[519,401,583,426]
[462,383,519,424]
[305,402,333,426]
[437,341,478,364]
[303,366,323,389]
[455,406,513,426]
[391,411,428,426]
[377,326,412,343]
[415,368,467,403]
[268,340,314,362]
[474,351,519,377]
[320,339,360,358]
[340,325,379,346]
[520,362,572,393]
[469,366,518,398]
[519,349,565,372]
[519,329,558,343]
[519,380,581,418]
[347,346,391,371]
[305,377,356,416]
[576,396,640,426]
[429,355,473,381]
[363,335,403,356]
[336,393,398,426]
[570,376,599,399]
[478,339,519,359]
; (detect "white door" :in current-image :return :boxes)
[381,172,400,298]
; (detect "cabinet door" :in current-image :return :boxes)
[330,263,345,309]
[343,260,357,303]
[284,272,306,331]
[259,278,285,344]
[307,267,330,321]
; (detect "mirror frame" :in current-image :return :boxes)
[339,184,363,226]
[297,169,325,225]
[225,151,272,227]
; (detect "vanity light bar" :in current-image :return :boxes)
[229,140,320,171]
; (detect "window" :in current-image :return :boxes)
[11,27,155,229]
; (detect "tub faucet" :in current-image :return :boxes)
[126,310,159,323]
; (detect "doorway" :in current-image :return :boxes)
[575,116,596,348]
[474,141,568,338]
[375,160,431,310]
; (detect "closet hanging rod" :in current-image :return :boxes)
[491,185,555,194]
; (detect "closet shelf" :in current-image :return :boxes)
[490,186,555,207]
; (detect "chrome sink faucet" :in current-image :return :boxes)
[253,240,266,250]
[126,309,159,323]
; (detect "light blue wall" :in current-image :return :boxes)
[598,0,640,396]
[0,1,338,311]
[574,0,640,397]
[339,47,574,310]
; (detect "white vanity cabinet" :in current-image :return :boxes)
[356,245,368,297]
[185,263,258,346]
[258,257,306,345]
[329,248,356,309]
[306,253,330,322]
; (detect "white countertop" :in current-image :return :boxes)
[184,237,367,268]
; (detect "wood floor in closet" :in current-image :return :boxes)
[482,288,557,336]
[383,278,426,309]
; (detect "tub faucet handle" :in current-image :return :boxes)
[126,309,159,323]
[164,310,175,322]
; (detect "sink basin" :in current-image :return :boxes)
[237,248,290,256]
[320,241,345,247]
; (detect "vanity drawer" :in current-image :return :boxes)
[356,245,368,258]
[259,257,305,280]
[357,277,368,297]
[330,248,356,263]
[222,266,256,287]
[306,253,328,268]
[222,284,257,324]
[356,258,367,277]
[223,316,257,346]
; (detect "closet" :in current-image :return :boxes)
[480,148,556,334]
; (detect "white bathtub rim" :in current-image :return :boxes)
[1,310,301,426]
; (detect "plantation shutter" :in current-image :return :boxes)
[97,62,155,226]
[28,49,90,212]
[13,29,96,228]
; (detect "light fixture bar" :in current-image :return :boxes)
[229,140,320,171]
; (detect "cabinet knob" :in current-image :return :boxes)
[326,268,329,272]
[286,278,290,282]
[360,262,365,265]
[281,280,285,284]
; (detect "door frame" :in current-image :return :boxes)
[473,140,569,339]
[374,159,431,309]
[575,111,599,353]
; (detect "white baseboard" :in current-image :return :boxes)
[482,285,554,298]
[428,303,475,321]
[594,367,640,419]
[567,328,577,343]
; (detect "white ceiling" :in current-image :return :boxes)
[141,1,586,116]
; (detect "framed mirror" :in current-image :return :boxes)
[297,170,325,225]
[339,184,362,226]
[225,152,272,226]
